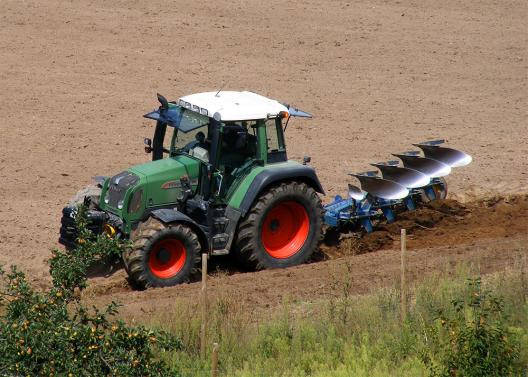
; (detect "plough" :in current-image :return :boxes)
[323,140,472,232]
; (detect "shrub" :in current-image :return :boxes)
[49,205,123,293]
[157,267,527,376]
[0,205,181,376]
[423,278,522,377]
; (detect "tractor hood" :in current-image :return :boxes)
[129,155,201,208]
[100,155,201,223]
[128,156,186,178]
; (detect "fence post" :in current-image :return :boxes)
[400,229,407,322]
[211,342,219,377]
[200,253,208,358]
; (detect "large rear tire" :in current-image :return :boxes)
[233,181,323,270]
[123,218,201,289]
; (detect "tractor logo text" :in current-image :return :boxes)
[161,180,181,190]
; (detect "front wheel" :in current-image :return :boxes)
[124,218,201,289]
[233,181,323,270]
[68,184,101,207]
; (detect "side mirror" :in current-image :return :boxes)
[144,138,152,153]
[303,155,311,165]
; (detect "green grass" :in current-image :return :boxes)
[150,262,528,377]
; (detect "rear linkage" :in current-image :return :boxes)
[323,140,472,232]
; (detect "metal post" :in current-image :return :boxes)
[400,229,407,322]
[211,342,219,377]
[200,253,208,358]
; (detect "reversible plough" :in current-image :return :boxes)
[323,140,472,232]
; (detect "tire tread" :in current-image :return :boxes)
[123,217,201,289]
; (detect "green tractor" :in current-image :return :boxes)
[60,91,324,288]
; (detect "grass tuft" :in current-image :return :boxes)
[150,261,527,376]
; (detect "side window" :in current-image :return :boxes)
[266,120,280,153]
[217,122,258,173]
[266,119,287,163]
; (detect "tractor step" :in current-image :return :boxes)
[212,233,229,250]
[211,248,230,256]
[213,217,229,233]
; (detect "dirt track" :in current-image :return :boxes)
[0,0,527,315]
[87,195,528,320]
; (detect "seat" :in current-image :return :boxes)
[189,146,209,163]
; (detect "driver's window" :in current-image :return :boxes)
[163,127,175,154]
[170,124,209,155]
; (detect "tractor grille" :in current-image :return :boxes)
[59,206,106,249]
[106,171,139,208]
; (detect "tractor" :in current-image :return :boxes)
[60,91,324,288]
[59,90,472,289]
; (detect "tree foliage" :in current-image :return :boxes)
[424,278,522,377]
[0,205,181,376]
[49,205,124,294]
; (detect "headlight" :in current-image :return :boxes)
[117,200,124,209]
[128,189,143,214]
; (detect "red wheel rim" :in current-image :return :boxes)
[261,201,310,259]
[148,239,186,278]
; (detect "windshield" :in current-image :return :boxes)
[171,106,208,132]
[170,124,209,154]
[163,106,210,157]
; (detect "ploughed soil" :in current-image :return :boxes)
[85,194,528,321]
[0,0,526,322]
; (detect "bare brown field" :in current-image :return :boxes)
[0,0,526,321]
[83,195,528,321]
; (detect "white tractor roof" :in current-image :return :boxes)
[178,91,289,122]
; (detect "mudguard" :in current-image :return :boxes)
[149,208,209,250]
[238,165,325,216]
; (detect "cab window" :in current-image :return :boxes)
[266,119,287,163]
[218,121,257,172]
[171,124,209,154]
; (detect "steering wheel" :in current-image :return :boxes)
[182,131,206,152]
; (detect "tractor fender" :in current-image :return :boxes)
[238,165,325,217]
[149,208,209,251]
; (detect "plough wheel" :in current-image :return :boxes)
[421,177,448,202]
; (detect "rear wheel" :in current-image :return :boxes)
[234,182,323,270]
[123,218,201,289]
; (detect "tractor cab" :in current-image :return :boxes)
[143,91,308,205]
